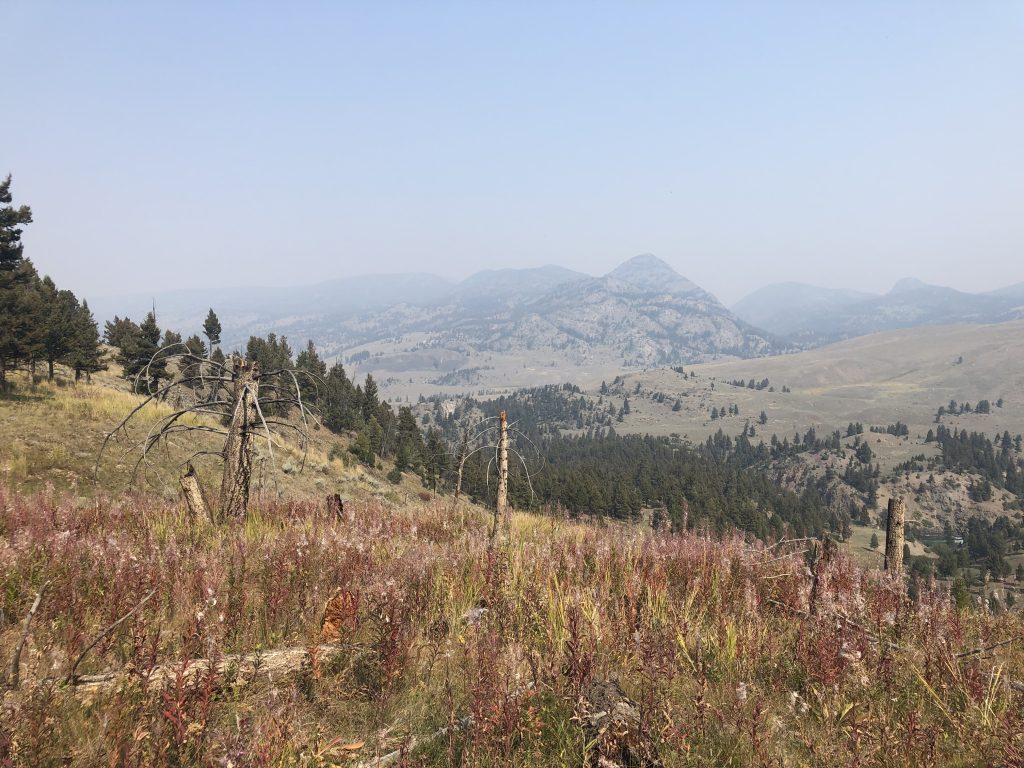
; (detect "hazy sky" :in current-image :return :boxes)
[5,2,1024,306]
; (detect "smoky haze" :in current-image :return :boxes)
[4,2,1024,307]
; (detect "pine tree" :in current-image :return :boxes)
[66,300,105,381]
[422,428,448,491]
[103,316,138,350]
[870,532,879,549]
[0,175,32,270]
[37,277,80,380]
[394,405,424,472]
[362,374,379,422]
[119,310,166,391]
[203,308,222,349]
[162,329,182,348]
[296,340,327,404]
[0,175,35,387]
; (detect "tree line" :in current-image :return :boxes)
[0,176,104,387]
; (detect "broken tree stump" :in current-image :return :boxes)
[321,588,359,643]
[581,677,662,767]
[326,493,344,521]
[884,497,906,575]
[809,536,838,617]
[218,356,260,522]
[180,463,210,521]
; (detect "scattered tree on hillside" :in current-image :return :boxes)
[203,308,222,350]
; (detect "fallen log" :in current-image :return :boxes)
[68,643,347,698]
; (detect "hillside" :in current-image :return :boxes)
[0,368,422,508]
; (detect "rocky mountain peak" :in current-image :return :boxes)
[606,254,704,296]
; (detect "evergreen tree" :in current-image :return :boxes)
[37,277,79,380]
[66,300,105,381]
[103,316,138,350]
[423,427,448,490]
[394,405,424,472]
[0,174,34,387]
[203,308,222,349]
[869,532,880,549]
[161,329,182,348]
[118,310,166,391]
[362,374,379,422]
[295,339,327,404]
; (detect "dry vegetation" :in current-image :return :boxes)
[0,371,399,507]
[3,486,1024,766]
[4,353,1024,766]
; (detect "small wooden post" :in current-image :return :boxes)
[884,497,906,575]
[179,463,209,521]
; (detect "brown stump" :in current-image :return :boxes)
[581,677,662,767]
[326,493,344,521]
[809,536,838,617]
[180,463,210,521]
[321,588,359,643]
[884,497,906,575]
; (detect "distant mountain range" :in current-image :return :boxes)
[91,257,1024,376]
[732,279,1024,344]
[92,255,777,369]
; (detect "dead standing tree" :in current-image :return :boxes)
[884,496,906,576]
[97,345,320,522]
[447,412,537,540]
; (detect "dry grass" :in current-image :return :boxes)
[2,484,1024,766]
[0,370,384,505]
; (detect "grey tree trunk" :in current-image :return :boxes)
[492,410,509,540]
[453,427,469,507]
[218,357,260,521]
[884,496,906,575]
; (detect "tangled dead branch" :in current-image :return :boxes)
[96,344,322,521]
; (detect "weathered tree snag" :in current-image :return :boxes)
[809,536,838,617]
[218,357,260,521]
[581,677,662,767]
[453,427,470,507]
[180,463,210,521]
[326,493,344,521]
[491,410,509,540]
[6,581,49,690]
[884,496,906,575]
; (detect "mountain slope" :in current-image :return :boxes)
[328,254,778,374]
[732,282,878,337]
[734,278,1024,344]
